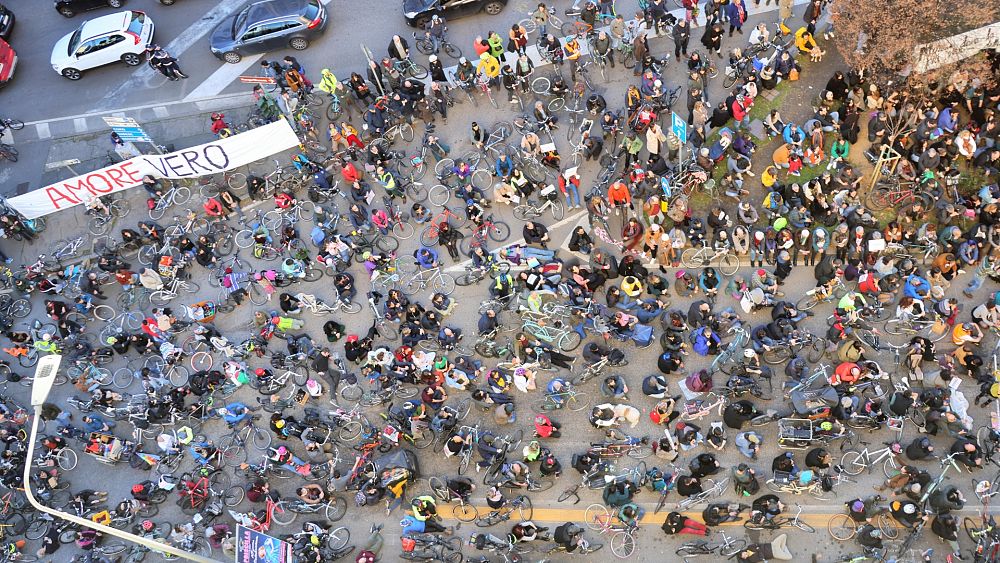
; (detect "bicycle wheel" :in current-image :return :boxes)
[964,516,982,542]
[326,526,350,551]
[556,330,582,352]
[530,76,550,95]
[877,513,898,539]
[392,220,415,240]
[626,444,653,459]
[453,502,477,522]
[112,367,135,390]
[4,119,24,130]
[25,518,48,541]
[88,216,111,236]
[433,273,456,296]
[866,187,892,211]
[235,230,255,248]
[168,365,190,387]
[102,543,128,556]
[471,169,491,190]
[585,504,609,531]
[796,294,821,311]
[190,351,213,372]
[610,531,635,558]
[428,185,451,207]
[794,519,817,533]
[271,501,297,526]
[1,513,26,536]
[839,450,868,476]
[567,392,590,412]
[218,437,249,466]
[681,248,708,269]
[251,425,272,450]
[720,253,739,276]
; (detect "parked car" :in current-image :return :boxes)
[402,0,506,28]
[55,0,128,18]
[210,0,327,64]
[50,10,154,80]
[0,38,15,86]
[0,4,14,40]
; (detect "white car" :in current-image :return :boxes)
[51,10,154,80]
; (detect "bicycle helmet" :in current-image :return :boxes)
[42,333,51,341]
[429,54,437,63]
[132,484,145,494]
[141,520,154,532]
[743,349,756,358]
[255,368,266,376]
[459,57,467,65]
[276,446,288,455]
[820,421,833,431]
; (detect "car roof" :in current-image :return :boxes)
[246,0,307,22]
[79,11,131,40]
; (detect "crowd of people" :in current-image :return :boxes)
[2,0,1000,561]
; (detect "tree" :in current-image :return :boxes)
[829,0,1000,84]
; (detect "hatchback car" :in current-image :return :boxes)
[55,0,127,18]
[0,38,15,86]
[210,0,327,64]
[403,0,506,28]
[0,4,14,40]
[50,10,154,80]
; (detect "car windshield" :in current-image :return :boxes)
[233,7,249,38]
[67,27,83,56]
[127,11,145,36]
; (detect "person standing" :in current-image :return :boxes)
[701,22,725,58]
[673,19,691,59]
[727,0,748,36]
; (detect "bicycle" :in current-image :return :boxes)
[883,316,948,342]
[400,533,463,562]
[456,261,512,287]
[392,57,429,80]
[865,181,933,211]
[677,477,729,511]
[744,504,816,532]
[796,279,851,311]
[840,441,903,479]
[584,504,638,558]
[216,415,272,467]
[681,243,740,276]
[87,197,131,236]
[149,276,201,306]
[419,207,468,246]
[458,215,511,256]
[402,265,456,297]
[413,31,462,58]
[762,331,829,364]
[521,315,582,351]
[147,181,192,220]
[475,494,532,527]
[0,143,17,162]
[675,531,747,557]
[829,512,898,541]
[513,195,565,221]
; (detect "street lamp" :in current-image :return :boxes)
[23,354,220,563]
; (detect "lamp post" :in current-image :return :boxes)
[22,354,219,563]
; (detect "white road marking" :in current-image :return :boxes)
[35,123,51,140]
[73,118,88,133]
[152,106,170,119]
[444,209,588,273]
[183,54,263,101]
[93,0,250,111]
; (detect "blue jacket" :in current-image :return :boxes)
[222,402,249,426]
[495,156,515,177]
[903,275,930,299]
[694,331,720,356]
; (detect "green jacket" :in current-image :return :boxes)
[621,135,643,155]
[830,140,850,159]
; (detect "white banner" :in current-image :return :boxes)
[10,120,301,219]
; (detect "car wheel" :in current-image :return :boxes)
[483,1,504,15]
[414,16,431,29]
[108,0,123,7]
[289,37,308,51]
[61,68,82,81]
[57,6,75,17]
[121,53,142,66]
[223,52,242,64]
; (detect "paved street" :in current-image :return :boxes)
[1,0,998,562]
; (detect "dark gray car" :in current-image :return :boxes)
[210,0,327,63]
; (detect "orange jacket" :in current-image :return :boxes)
[607,181,632,205]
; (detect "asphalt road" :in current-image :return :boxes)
[2,1,996,562]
